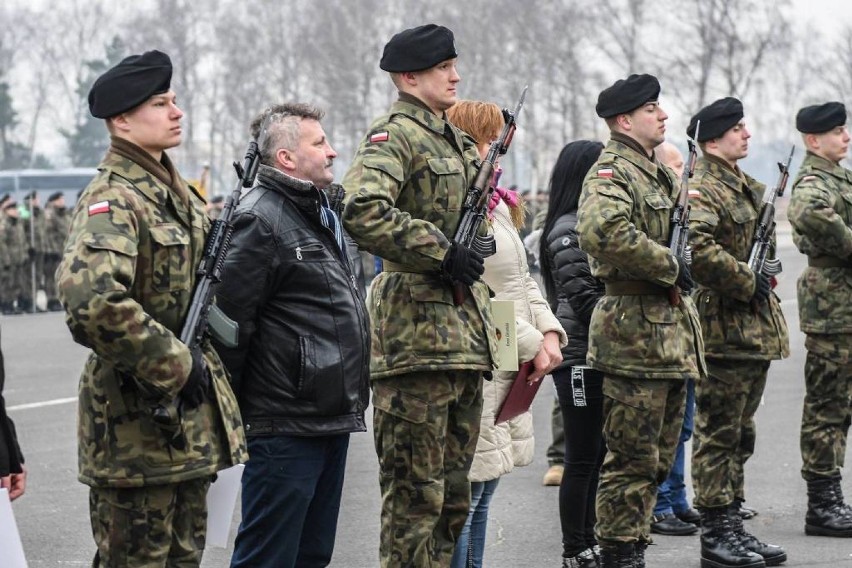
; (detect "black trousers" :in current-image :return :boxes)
[553,365,606,557]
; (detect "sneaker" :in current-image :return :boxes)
[543,464,564,486]
[562,548,598,567]
[650,512,699,536]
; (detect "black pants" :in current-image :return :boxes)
[553,365,606,557]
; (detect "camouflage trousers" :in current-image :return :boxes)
[595,376,685,545]
[43,254,60,300]
[692,358,770,508]
[372,370,483,568]
[801,349,852,480]
[89,477,211,568]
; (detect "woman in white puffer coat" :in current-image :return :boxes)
[447,100,568,568]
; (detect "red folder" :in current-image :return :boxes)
[495,361,540,425]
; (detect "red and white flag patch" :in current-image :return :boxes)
[688,189,701,198]
[370,131,389,143]
[88,200,110,216]
[597,168,613,178]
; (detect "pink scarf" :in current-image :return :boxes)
[487,168,520,216]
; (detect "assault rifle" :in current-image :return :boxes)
[451,85,527,305]
[667,121,700,306]
[747,146,794,279]
[180,139,262,350]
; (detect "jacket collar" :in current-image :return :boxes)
[803,150,852,183]
[257,165,331,215]
[391,94,466,154]
[700,154,748,191]
[607,134,661,180]
[100,138,195,228]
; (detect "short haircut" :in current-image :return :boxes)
[250,103,325,166]
[446,100,504,146]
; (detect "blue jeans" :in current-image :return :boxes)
[450,477,500,568]
[655,379,695,515]
[231,434,350,568]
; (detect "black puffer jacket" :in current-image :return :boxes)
[543,212,605,368]
[0,328,24,477]
[214,165,370,436]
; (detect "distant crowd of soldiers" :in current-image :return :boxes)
[0,191,71,314]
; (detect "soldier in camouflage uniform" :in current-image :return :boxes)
[576,74,705,568]
[3,201,27,314]
[342,24,497,568]
[44,191,70,311]
[687,98,789,567]
[56,50,247,567]
[22,191,46,312]
[787,102,852,538]
[0,194,10,314]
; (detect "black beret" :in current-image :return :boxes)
[380,24,457,72]
[596,74,661,118]
[687,97,744,142]
[796,102,847,134]
[47,191,64,203]
[88,50,172,119]
[0,194,9,206]
[24,190,37,201]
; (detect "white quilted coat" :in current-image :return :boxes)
[469,199,568,482]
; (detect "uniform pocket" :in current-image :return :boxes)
[642,192,672,243]
[371,382,433,481]
[640,296,679,365]
[410,282,465,355]
[427,157,465,211]
[149,224,191,292]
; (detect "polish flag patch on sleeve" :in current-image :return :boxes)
[370,131,389,143]
[88,200,110,216]
[688,189,701,198]
[597,168,613,178]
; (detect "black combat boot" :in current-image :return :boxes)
[633,541,646,568]
[729,504,787,565]
[699,507,765,568]
[599,543,636,568]
[805,478,852,537]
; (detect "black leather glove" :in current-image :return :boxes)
[751,272,771,304]
[675,256,694,294]
[441,242,485,286]
[181,346,211,409]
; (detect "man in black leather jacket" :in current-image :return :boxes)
[214,103,370,568]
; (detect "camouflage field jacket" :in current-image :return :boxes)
[788,151,852,335]
[688,156,789,361]
[576,136,705,380]
[342,96,496,379]
[58,145,246,487]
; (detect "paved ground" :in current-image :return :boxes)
[4,229,852,567]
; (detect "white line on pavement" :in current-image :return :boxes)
[7,396,76,412]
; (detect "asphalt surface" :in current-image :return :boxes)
[4,227,852,567]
